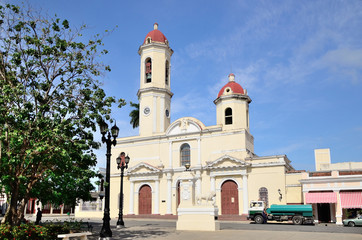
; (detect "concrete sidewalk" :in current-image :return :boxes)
[21,215,362,240]
[87,222,360,240]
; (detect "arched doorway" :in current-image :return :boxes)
[221,180,239,215]
[139,185,152,214]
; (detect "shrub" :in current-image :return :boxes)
[0,223,48,240]
[0,220,84,240]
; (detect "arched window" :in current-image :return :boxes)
[259,187,269,207]
[165,60,170,85]
[225,108,233,125]
[145,58,152,83]
[180,143,190,166]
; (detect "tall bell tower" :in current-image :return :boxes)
[138,23,173,136]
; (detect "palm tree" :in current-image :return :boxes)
[129,101,139,128]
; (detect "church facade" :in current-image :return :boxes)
[108,24,304,219]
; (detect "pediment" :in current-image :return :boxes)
[206,155,250,170]
[127,162,161,176]
[166,117,205,136]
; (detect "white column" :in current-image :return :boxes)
[167,173,172,214]
[154,180,160,214]
[129,181,135,214]
[196,171,201,195]
[242,174,249,214]
[169,141,173,168]
[210,176,216,192]
[335,190,342,225]
[197,138,201,166]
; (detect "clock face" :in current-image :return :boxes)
[143,107,150,116]
[165,109,170,118]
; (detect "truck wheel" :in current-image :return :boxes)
[348,221,355,227]
[292,216,303,225]
[254,215,264,224]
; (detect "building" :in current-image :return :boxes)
[105,23,303,220]
[300,149,362,225]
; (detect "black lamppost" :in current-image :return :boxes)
[99,121,119,239]
[116,152,130,228]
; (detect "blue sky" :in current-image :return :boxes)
[8,0,362,171]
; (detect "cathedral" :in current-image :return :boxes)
[108,23,303,219]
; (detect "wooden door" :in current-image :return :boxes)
[139,185,152,214]
[221,180,239,215]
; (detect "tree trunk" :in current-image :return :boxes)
[1,182,27,226]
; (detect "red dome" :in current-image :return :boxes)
[143,23,168,44]
[217,74,244,97]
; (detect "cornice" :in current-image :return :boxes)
[300,175,362,184]
[138,42,174,56]
[214,94,252,105]
[137,87,173,98]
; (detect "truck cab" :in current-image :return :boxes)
[247,201,266,224]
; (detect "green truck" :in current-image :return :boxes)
[247,201,314,225]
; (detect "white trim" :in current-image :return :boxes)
[114,126,243,146]
[166,174,172,214]
[131,176,160,182]
[242,175,249,214]
[251,161,286,168]
[139,92,172,99]
[210,176,216,192]
[219,100,248,106]
[198,138,201,166]
[129,181,135,214]
[302,186,362,192]
[136,183,153,193]
[286,184,302,187]
[169,141,172,168]
[160,97,165,131]
[142,47,169,55]
[153,96,157,133]
[300,175,362,184]
[154,180,160,214]
[206,155,249,169]
[211,170,247,178]
[127,162,161,174]
[218,178,241,190]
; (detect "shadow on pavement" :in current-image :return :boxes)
[87,222,172,240]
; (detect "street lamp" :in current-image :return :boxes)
[99,121,119,239]
[116,152,130,228]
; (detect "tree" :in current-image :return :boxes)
[129,101,139,128]
[0,4,124,225]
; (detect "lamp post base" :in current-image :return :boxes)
[116,215,125,228]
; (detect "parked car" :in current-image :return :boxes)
[342,215,362,227]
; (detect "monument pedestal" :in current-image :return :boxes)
[177,206,220,231]
[176,170,219,231]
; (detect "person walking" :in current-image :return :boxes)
[35,207,42,225]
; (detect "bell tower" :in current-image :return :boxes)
[138,23,174,136]
[214,73,254,155]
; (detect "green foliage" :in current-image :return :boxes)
[0,223,49,240]
[0,3,122,225]
[129,101,139,128]
[0,220,87,239]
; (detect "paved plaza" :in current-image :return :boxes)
[23,215,361,240]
